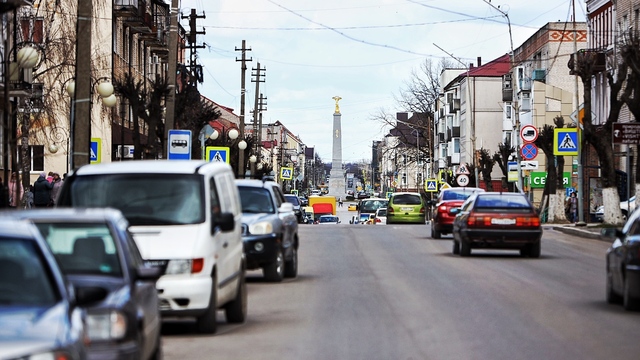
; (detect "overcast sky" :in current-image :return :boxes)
[178,0,586,163]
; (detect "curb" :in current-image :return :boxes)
[550,226,603,240]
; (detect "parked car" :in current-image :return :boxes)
[284,193,305,223]
[386,192,426,224]
[4,208,163,359]
[601,210,640,310]
[348,203,358,211]
[375,208,387,225]
[595,195,636,222]
[299,196,309,207]
[56,160,247,334]
[357,198,388,220]
[451,192,542,257]
[318,215,340,224]
[237,179,299,282]
[0,219,99,360]
[430,187,485,239]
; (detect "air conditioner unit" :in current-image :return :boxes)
[116,145,134,158]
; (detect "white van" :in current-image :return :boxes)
[56,160,246,334]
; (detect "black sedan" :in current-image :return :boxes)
[0,219,100,360]
[451,192,542,257]
[602,213,640,311]
[237,180,299,282]
[3,208,163,360]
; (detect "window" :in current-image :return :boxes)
[506,105,512,119]
[453,139,460,153]
[25,145,44,172]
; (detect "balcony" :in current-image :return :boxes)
[115,0,153,35]
[438,133,445,143]
[114,0,140,16]
[448,98,460,113]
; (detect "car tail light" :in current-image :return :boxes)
[387,207,394,215]
[438,205,448,212]
[192,258,204,273]
[420,206,425,214]
[376,218,381,223]
[516,217,540,227]
[467,216,491,227]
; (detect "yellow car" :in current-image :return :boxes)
[348,203,357,211]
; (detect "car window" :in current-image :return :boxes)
[238,187,275,213]
[359,199,388,212]
[284,195,300,206]
[392,194,422,205]
[209,177,222,216]
[474,194,531,209]
[377,209,387,216]
[0,238,59,305]
[442,190,477,201]
[35,222,123,277]
[272,186,286,208]
[68,174,205,225]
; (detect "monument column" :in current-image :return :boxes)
[328,96,345,199]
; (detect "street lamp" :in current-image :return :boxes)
[249,154,257,178]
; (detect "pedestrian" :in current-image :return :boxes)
[8,172,23,208]
[24,185,34,209]
[50,172,63,206]
[33,171,54,207]
[338,197,343,207]
[566,191,578,223]
[46,171,54,183]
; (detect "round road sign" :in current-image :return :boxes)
[521,125,538,143]
[456,174,470,187]
[521,143,538,160]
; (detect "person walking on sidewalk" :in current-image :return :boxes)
[566,192,578,223]
[33,172,54,207]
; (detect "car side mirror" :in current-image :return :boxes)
[135,265,162,282]
[212,212,235,233]
[280,202,294,213]
[75,285,108,305]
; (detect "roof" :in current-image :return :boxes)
[74,160,232,176]
[445,54,511,91]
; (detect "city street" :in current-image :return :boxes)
[161,207,640,360]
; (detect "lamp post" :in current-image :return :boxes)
[249,154,257,179]
[66,77,116,169]
[209,127,248,176]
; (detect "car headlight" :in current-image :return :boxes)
[165,259,192,275]
[87,310,127,340]
[249,221,273,235]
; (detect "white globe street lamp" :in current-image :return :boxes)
[16,46,40,69]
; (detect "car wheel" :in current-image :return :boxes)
[431,225,441,239]
[452,240,460,255]
[460,240,471,257]
[528,242,541,258]
[606,270,622,304]
[196,274,218,334]
[225,269,247,323]
[284,246,298,278]
[623,275,639,311]
[264,248,285,282]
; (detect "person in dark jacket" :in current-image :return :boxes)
[33,171,54,207]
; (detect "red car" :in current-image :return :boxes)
[451,192,542,257]
[430,187,484,239]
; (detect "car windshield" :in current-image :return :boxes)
[34,223,123,277]
[284,195,300,206]
[319,216,338,223]
[474,194,532,209]
[359,199,388,213]
[442,189,480,201]
[238,187,275,213]
[0,238,59,306]
[67,174,205,226]
[393,194,422,205]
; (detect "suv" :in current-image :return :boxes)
[284,193,305,223]
[430,187,485,239]
[56,160,247,334]
[236,179,299,282]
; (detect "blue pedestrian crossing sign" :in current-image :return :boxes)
[553,128,578,156]
[90,138,101,164]
[280,167,293,180]
[425,179,438,192]
[205,146,230,163]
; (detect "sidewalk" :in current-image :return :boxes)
[547,223,606,240]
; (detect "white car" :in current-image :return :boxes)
[595,195,636,222]
[318,215,340,224]
[374,208,387,225]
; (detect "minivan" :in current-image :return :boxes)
[57,160,247,334]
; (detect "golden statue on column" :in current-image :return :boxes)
[332,96,342,114]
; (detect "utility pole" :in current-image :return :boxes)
[257,93,267,152]
[72,0,92,169]
[251,63,266,151]
[572,0,585,224]
[164,0,179,159]
[183,9,205,87]
[235,40,252,178]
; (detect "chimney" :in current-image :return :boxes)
[477,57,482,67]
[469,63,474,69]
[396,112,408,122]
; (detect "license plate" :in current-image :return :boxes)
[491,218,516,225]
[401,207,413,211]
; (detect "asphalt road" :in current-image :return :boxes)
[161,209,639,360]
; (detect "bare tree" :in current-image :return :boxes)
[478,148,494,191]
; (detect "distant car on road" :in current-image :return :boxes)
[451,192,542,257]
[375,208,387,225]
[386,192,426,224]
[237,179,299,282]
[284,193,305,224]
[318,215,340,224]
